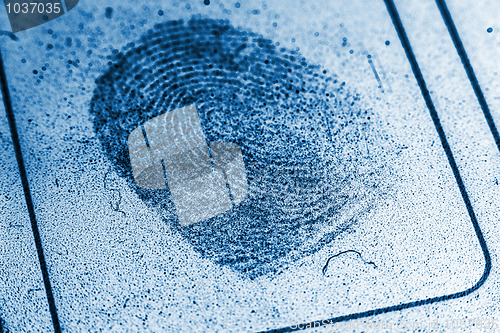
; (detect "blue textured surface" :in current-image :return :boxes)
[1,0,499,331]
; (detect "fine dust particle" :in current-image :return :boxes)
[105,7,113,19]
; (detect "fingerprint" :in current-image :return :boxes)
[90,17,383,278]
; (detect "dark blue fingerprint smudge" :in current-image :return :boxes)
[90,17,378,278]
